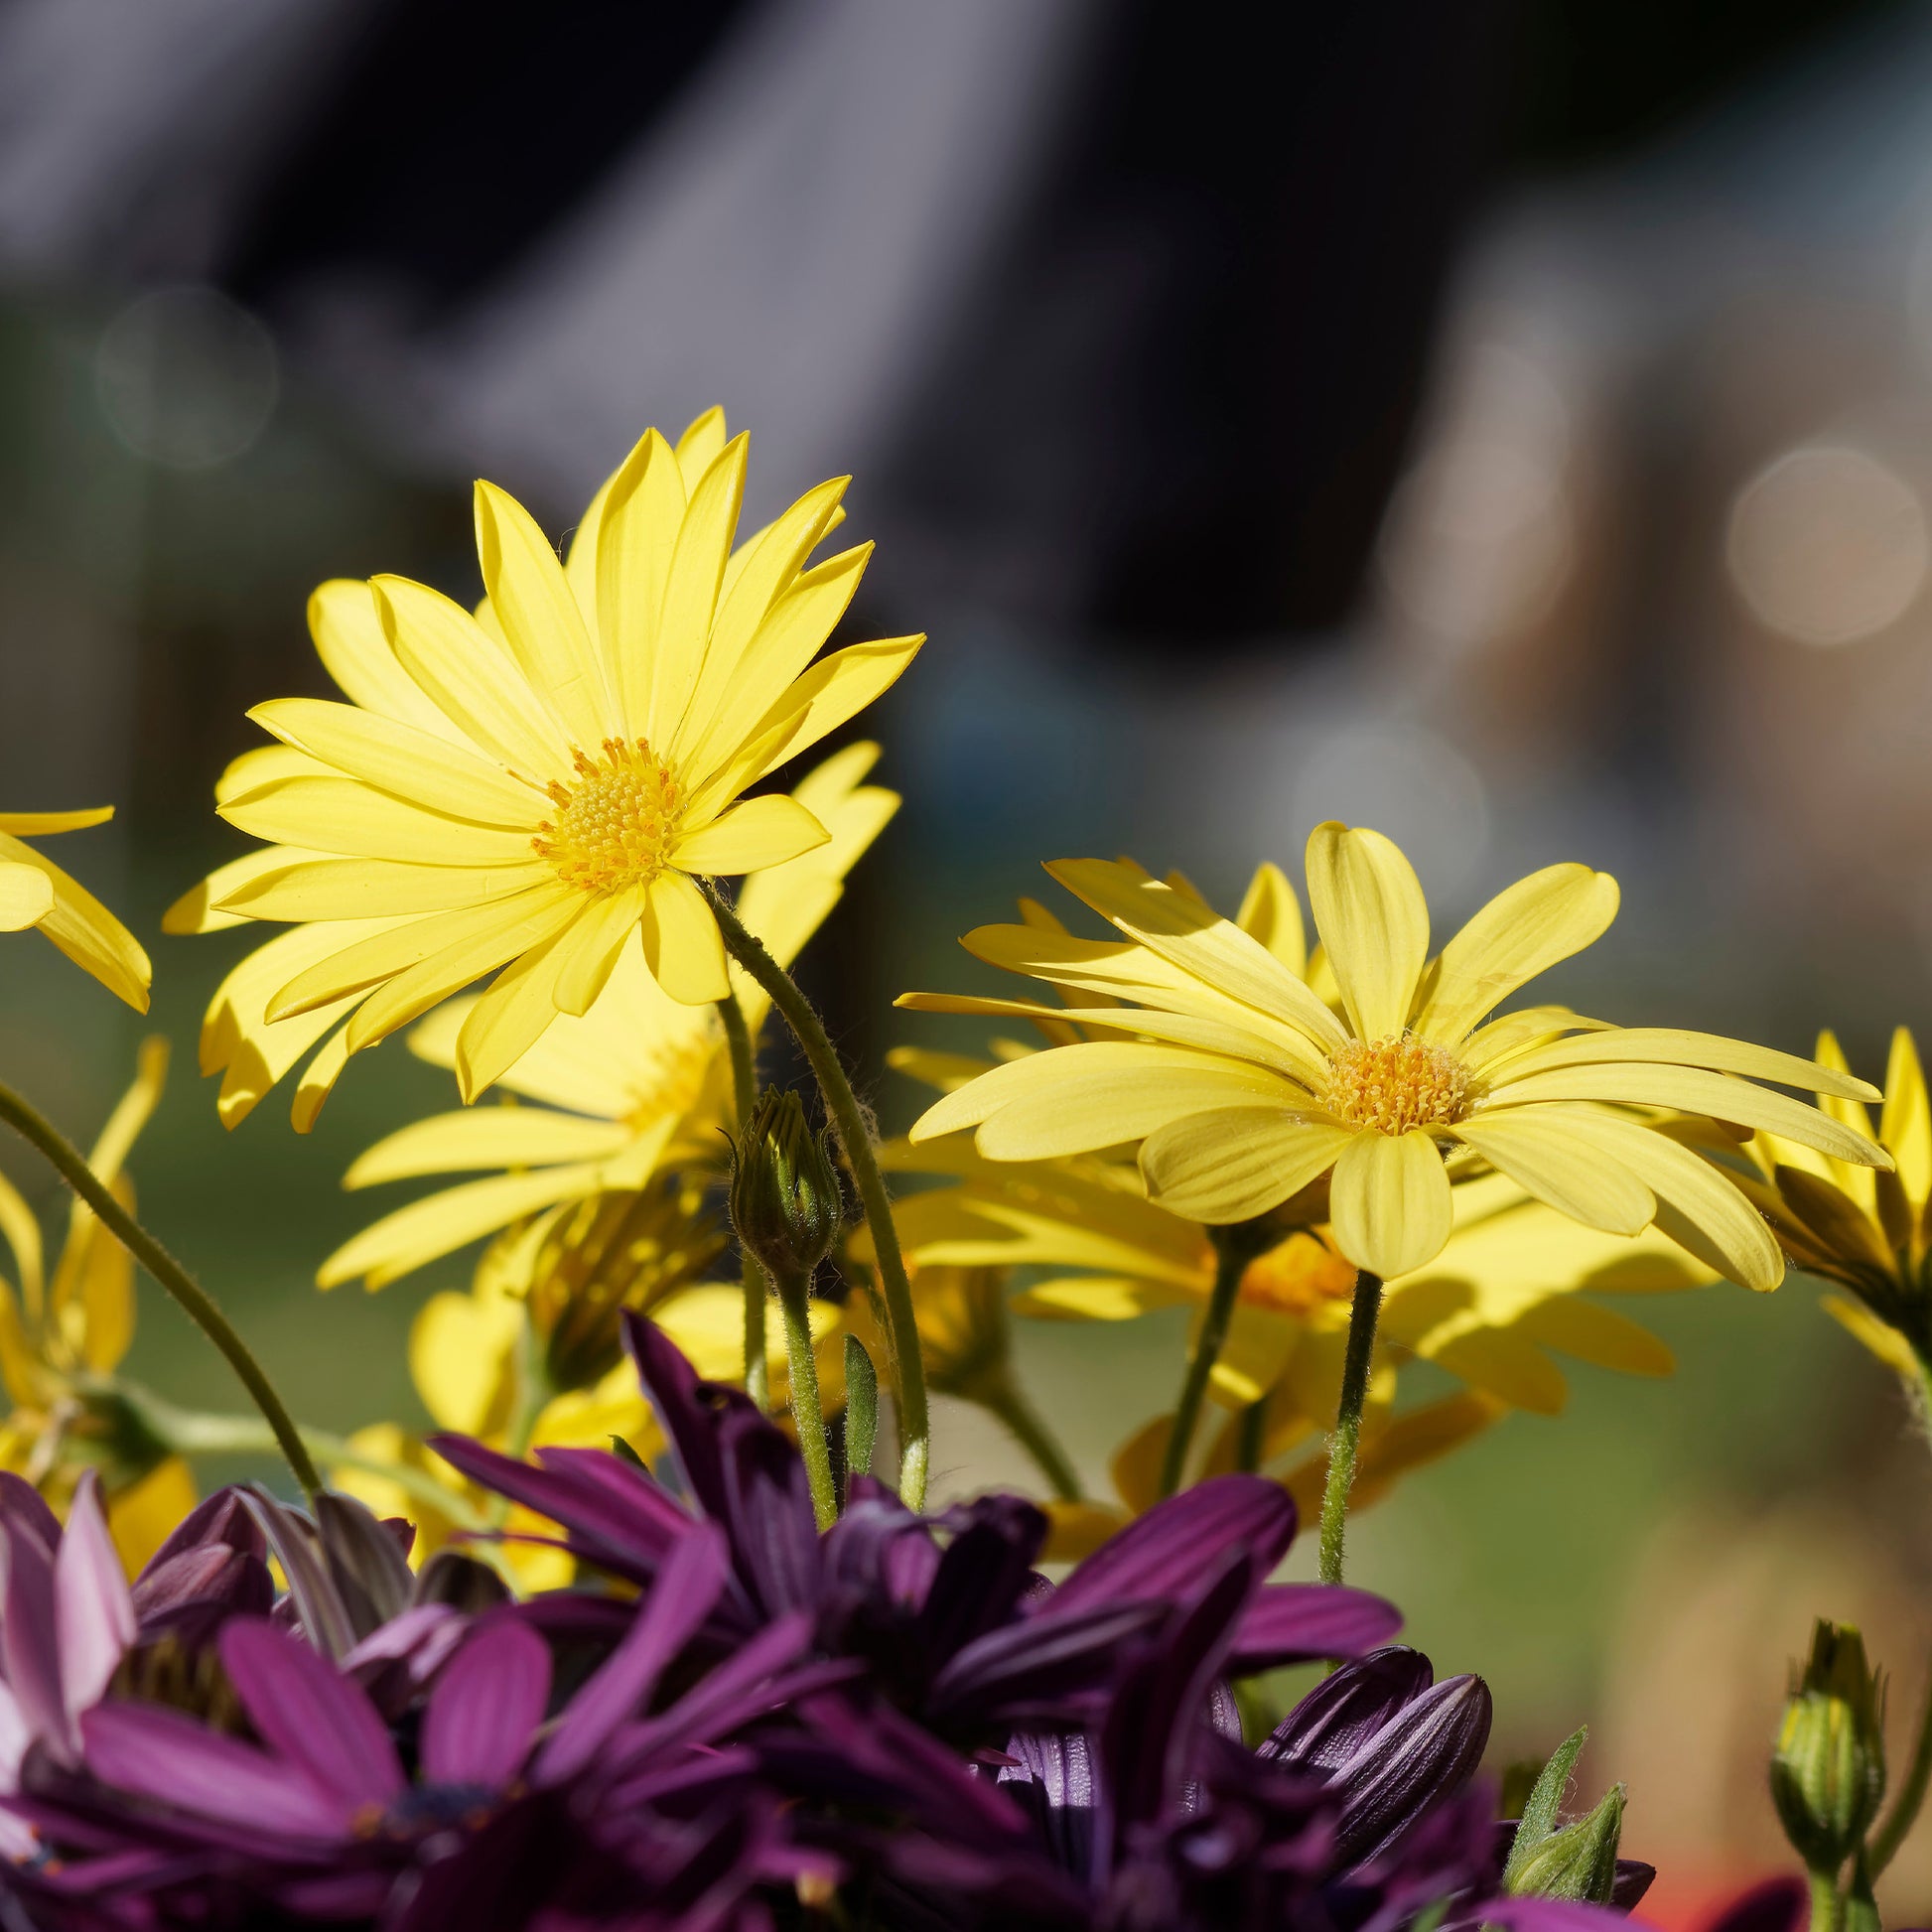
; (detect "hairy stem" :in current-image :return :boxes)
[985,1377,1084,1502]
[774,1274,837,1530]
[1808,1868,1845,1932]
[0,1080,322,1501]
[1159,1224,1265,1499]
[717,991,769,1412]
[701,882,929,1508]
[1236,1394,1269,1473]
[1316,1268,1385,1585]
[1870,1647,1932,1873]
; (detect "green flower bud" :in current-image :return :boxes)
[1507,1784,1626,1904]
[731,1088,843,1286]
[1770,1620,1886,1874]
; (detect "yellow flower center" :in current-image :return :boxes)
[1322,1033,1473,1136]
[533,739,684,895]
[1237,1232,1358,1315]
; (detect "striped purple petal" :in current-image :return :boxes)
[1259,1645,1434,1772]
[1041,1474,1294,1619]
[217,1617,404,1809]
[79,1701,353,1841]
[420,1617,551,1791]
[1,1505,69,1757]
[1331,1672,1491,1863]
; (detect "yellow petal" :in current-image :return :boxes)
[1485,1062,1889,1171]
[345,892,583,1053]
[1820,1292,1921,1378]
[0,807,114,836]
[267,885,576,1020]
[0,864,53,929]
[1510,1296,1674,1377]
[1489,1028,1880,1103]
[291,1023,353,1133]
[248,697,545,826]
[220,778,539,868]
[474,479,618,748]
[681,541,870,778]
[409,1289,522,1432]
[647,433,747,746]
[318,1165,606,1289]
[1304,822,1430,1043]
[217,855,553,921]
[164,848,318,935]
[309,578,470,742]
[1139,1109,1353,1223]
[1235,861,1307,975]
[672,793,827,877]
[553,885,648,1018]
[216,745,330,806]
[725,633,923,796]
[1518,1106,1783,1292]
[1042,859,1347,1053]
[0,833,150,1012]
[674,405,728,487]
[908,1040,1300,1155]
[1460,1006,1609,1077]
[1412,864,1619,1046]
[345,1107,632,1186]
[1883,1028,1932,1203]
[1452,1109,1654,1236]
[1327,1129,1452,1277]
[1427,1327,1570,1415]
[454,922,585,1101]
[1014,1277,1191,1320]
[639,871,730,1005]
[596,428,685,726]
[372,575,569,781]
[0,1169,43,1311]
[677,481,851,766]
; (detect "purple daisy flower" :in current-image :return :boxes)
[433,1314,1400,1741]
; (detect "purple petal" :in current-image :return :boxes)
[421,1617,551,1790]
[53,1472,135,1725]
[624,1310,751,1519]
[428,1433,693,1583]
[1332,1672,1492,1863]
[912,1495,1047,1661]
[344,1601,467,1719]
[1230,1581,1404,1673]
[1,1509,69,1757]
[1612,1861,1658,1911]
[132,1544,274,1641]
[924,1601,1165,1725]
[1480,1899,1648,1932]
[217,1616,404,1808]
[80,1700,352,1840]
[0,1474,60,1553]
[315,1491,413,1637]
[1259,1645,1434,1771]
[822,1490,939,1613]
[1696,1879,1811,1932]
[240,1486,355,1661]
[134,1485,264,1578]
[1043,1473,1294,1619]
[714,1407,821,1618]
[535,1521,729,1785]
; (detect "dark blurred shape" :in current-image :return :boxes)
[222,0,757,318]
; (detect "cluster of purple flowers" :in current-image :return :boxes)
[0,1316,1649,1931]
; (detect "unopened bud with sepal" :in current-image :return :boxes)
[730,1087,843,1285]
[1770,1619,1886,1874]
[1507,1784,1627,1904]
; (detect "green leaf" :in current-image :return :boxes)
[1503,1725,1588,1886]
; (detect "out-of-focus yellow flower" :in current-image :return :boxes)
[0,1039,193,1568]
[166,407,918,1127]
[0,806,150,1011]
[315,744,896,1289]
[1730,1028,1932,1385]
[903,831,1888,1280]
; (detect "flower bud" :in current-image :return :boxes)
[731,1087,843,1285]
[1507,1784,1627,1904]
[1770,1620,1886,1873]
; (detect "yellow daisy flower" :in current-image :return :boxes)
[902,826,1889,1281]
[1727,1028,1932,1384]
[0,1038,196,1569]
[165,408,920,1123]
[0,806,151,1011]
[316,743,897,1287]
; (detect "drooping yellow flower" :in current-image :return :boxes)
[1726,1028,1932,1383]
[903,827,1889,1280]
[317,744,896,1287]
[0,807,150,1011]
[0,1039,196,1568]
[165,409,920,1126]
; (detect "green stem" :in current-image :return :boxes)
[1236,1394,1269,1473]
[1316,1268,1384,1585]
[1159,1223,1265,1499]
[701,882,929,1509]
[774,1274,837,1530]
[1808,1867,1845,1932]
[0,1079,322,1501]
[985,1378,1083,1502]
[717,991,769,1413]
[1870,1647,1932,1873]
